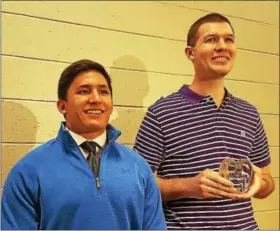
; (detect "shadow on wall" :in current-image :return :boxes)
[109,55,149,146]
[1,101,38,187]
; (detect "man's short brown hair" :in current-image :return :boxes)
[58,59,112,100]
[187,13,234,47]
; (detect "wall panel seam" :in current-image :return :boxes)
[2,11,279,55]
[156,1,279,26]
[2,55,279,86]
[2,98,280,116]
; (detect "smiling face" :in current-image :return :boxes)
[187,22,236,80]
[57,70,113,139]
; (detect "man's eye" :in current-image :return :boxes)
[205,37,216,43]
[100,89,109,95]
[78,89,89,94]
[225,37,235,43]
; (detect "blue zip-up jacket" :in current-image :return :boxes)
[1,123,166,230]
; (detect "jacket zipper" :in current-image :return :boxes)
[92,155,101,189]
[96,176,101,189]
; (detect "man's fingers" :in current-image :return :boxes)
[203,170,234,187]
[201,185,236,198]
[202,176,237,193]
[204,192,222,199]
[233,172,262,199]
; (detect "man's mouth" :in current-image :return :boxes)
[85,109,104,114]
[212,56,229,61]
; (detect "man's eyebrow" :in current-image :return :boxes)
[77,84,90,88]
[204,33,235,38]
[77,84,109,88]
[227,34,235,38]
[98,84,109,88]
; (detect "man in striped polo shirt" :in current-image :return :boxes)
[133,13,275,230]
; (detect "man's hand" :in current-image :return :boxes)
[186,169,238,199]
[233,164,263,199]
[155,164,274,202]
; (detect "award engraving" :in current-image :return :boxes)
[219,157,253,193]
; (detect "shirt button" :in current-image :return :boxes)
[205,98,211,103]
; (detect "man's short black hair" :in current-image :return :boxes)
[58,59,112,100]
[187,13,234,47]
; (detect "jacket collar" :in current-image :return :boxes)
[57,122,121,148]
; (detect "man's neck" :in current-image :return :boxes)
[67,127,107,148]
[189,77,225,108]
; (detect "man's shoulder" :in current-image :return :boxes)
[149,91,183,111]
[12,138,58,170]
[112,142,133,153]
[113,142,142,159]
[231,95,258,113]
[5,138,58,182]
[113,143,151,168]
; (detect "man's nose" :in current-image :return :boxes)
[88,89,101,103]
[215,39,227,51]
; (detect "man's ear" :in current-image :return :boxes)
[57,99,67,115]
[185,46,194,60]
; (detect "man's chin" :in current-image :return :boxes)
[77,125,106,139]
[213,64,232,74]
[213,68,230,77]
[86,123,106,131]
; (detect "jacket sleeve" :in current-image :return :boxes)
[143,167,167,230]
[1,163,40,230]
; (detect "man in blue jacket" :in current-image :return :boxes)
[1,59,166,230]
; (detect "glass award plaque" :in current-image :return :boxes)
[219,157,253,193]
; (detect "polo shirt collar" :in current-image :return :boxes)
[178,84,235,104]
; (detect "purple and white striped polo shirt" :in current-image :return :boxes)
[133,84,271,230]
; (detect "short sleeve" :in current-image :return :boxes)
[133,107,165,172]
[249,114,271,168]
